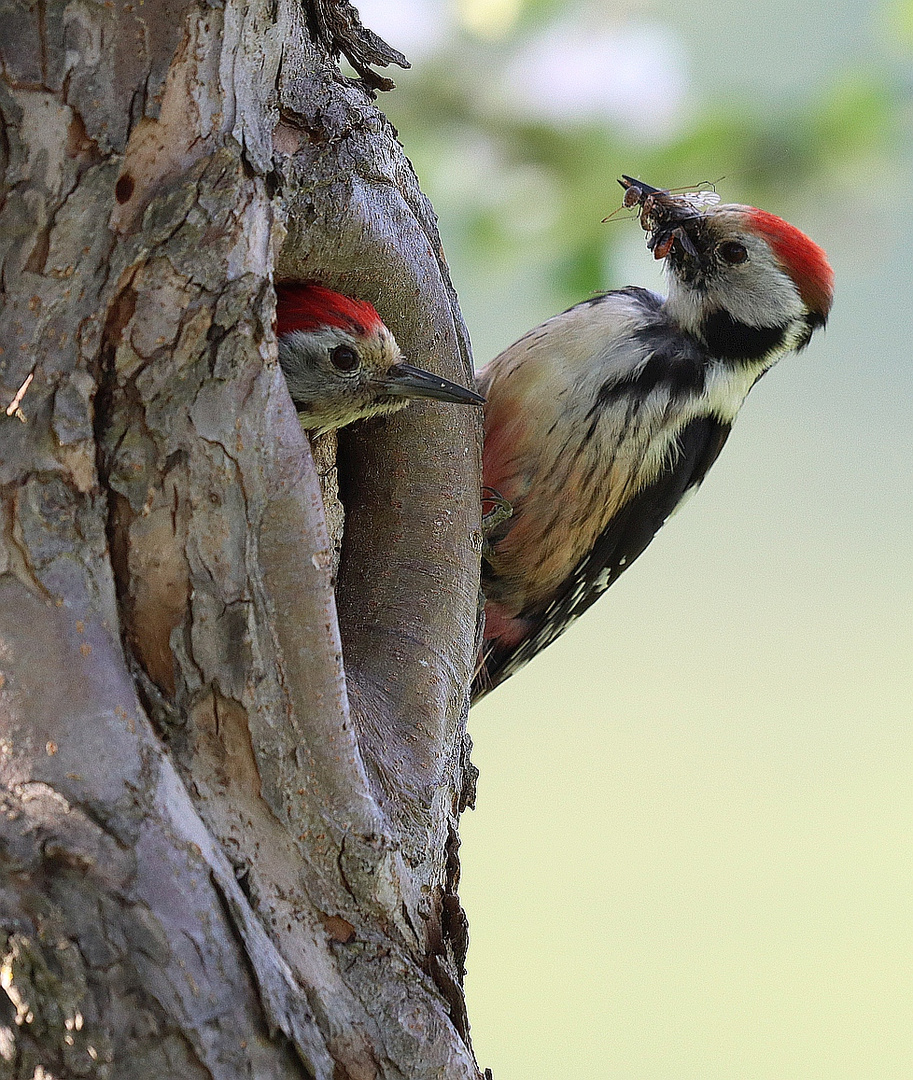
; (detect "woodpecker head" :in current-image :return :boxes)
[275,283,484,434]
[620,177,834,365]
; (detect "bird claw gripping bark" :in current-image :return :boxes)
[480,487,513,557]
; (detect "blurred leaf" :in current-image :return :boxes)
[886,0,913,50]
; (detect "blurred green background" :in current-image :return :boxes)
[359,1,912,1076]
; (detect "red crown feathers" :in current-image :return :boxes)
[748,209,834,319]
[275,283,386,338]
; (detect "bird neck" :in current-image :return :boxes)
[662,284,808,374]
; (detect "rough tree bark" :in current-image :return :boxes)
[0,0,485,1076]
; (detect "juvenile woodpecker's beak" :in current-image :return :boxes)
[381,362,485,406]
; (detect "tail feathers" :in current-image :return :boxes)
[471,642,505,704]
[471,653,494,704]
[471,605,537,704]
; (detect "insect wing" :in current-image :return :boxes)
[677,190,721,210]
[608,176,722,225]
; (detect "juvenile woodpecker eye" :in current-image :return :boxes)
[330,345,360,372]
[718,241,748,264]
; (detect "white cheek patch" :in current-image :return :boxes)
[663,221,808,339]
[712,247,805,327]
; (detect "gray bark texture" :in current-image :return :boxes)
[0,0,485,1076]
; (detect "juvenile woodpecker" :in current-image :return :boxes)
[276,283,484,433]
[474,179,833,701]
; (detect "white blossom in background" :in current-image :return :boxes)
[355,0,455,60]
[499,19,690,140]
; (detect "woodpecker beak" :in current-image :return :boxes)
[381,363,485,406]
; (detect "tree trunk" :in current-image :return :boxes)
[0,0,483,1076]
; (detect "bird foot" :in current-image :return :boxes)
[481,487,513,555]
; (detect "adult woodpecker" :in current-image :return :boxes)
[473,179,833,701]
[275,283,484,432]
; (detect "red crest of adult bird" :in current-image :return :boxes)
[275,283,484,434]
[474,179,833,701]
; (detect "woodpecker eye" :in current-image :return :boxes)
[330,345,360,372]
[718,241,748,264]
